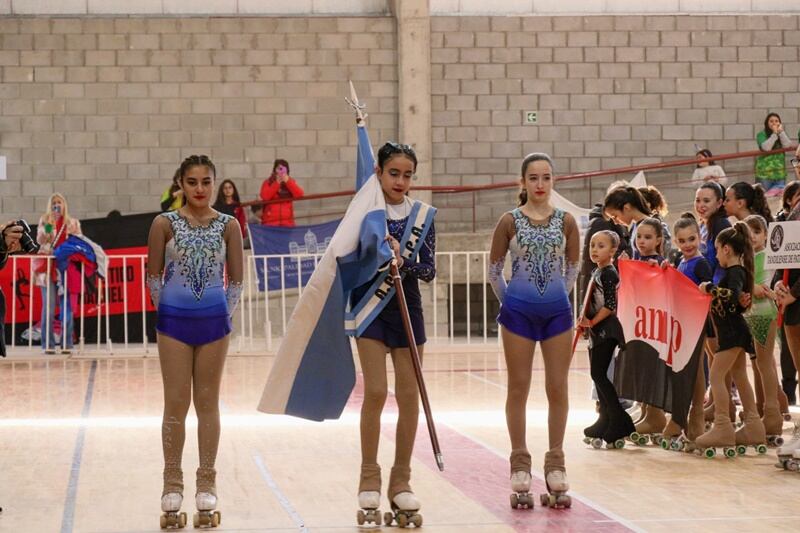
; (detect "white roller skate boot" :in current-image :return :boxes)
[776,421,800,470]
[160,493,186,529]
[193,468,220,528]
[194,492,220,528]
[356,491,381,526]
[510,470,533,509]
[384,492,422,528]
[540,449,571,509]
[509,448,533,509]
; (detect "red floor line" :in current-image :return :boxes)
[348,376,632,533]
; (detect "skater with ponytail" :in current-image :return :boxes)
[147,155,244,528]
[743,214,786,444]
[724,181,773,223]
[489,152,579,508]
[695,222,767,457]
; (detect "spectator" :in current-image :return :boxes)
[1,221,23,358]
[756,112,791,197]
[160,168,185,212]
[260,159,304,226]
[36,193,82,354]
[212,179,247,237]
[692,149,727,185]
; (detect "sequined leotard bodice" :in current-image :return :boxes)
[160,210,232,315]
[504,208,569,303]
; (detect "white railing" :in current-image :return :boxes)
[3,251,579,356]
[241,251,580,349]
[4,254,148,355]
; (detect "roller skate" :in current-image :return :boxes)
[694,413,736,459]
[630,404,666,446]
[509,449,533,509]
[595,412,635,450]
[160,493,187,529]
[734,412,768,456]
[775,421,800,470]
[383,492,422,528]
[160,467,186,529]
[762,406,785,447]
[582,403,610,450]
[356,491,381,526]
[539,450,571,509]
[681,404,707,453]
[660,417,683,451]
[193,468,221,528]
[510,471,533,508]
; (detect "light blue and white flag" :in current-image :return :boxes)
[258,123,393,421]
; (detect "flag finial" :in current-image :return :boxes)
[345,80,367,125]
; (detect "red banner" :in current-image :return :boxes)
[1,246,153,324]
[617,259,711,372]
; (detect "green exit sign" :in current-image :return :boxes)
[525,111,538,124]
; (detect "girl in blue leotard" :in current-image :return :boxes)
[489,153,579,508]
[147,155,243,527]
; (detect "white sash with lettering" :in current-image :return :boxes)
[345,200,436,336]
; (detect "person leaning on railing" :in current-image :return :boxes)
[756,112,792,198]
[36,193,82,354]
[0,221,23,358]
[259,158,304,227]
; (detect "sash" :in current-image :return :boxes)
[344,200,436,336]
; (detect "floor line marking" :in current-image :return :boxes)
[253,453,309,532]
[60,359,98,533]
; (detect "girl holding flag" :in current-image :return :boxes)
[351,142,436,526]
[489,153,579,509]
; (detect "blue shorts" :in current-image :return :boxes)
[497,293,573,342]
[157,303,231,346]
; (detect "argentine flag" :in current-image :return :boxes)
[258,123,392,421]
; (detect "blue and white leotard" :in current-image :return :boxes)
[156,210,233,345]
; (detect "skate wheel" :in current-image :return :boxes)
[784,413,792,421]
[179,512,187,528]
[193,513,200,528]
[789,461,799,472]
[756,444,768,455]
[736,445,747,456]
[704,448,716,459]
[510,493,518,509]
[583,437,592,445]
[384,511,394,526]
[724,447,736,458]
[629,431,640,442]
[357,510,366,525]
[615,439,625,449]
[160,514,167,529]
[211,511,220,527]
[775,437,785,447]
[397,513,408,528]
[660,439,670,450]
[412,514,423,527]
[557,495,572,508]
[671,440,682,451]
[592,438,603,449]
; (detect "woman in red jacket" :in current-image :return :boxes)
[259,159,304,226]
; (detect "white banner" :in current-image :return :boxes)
[766,221,800,269]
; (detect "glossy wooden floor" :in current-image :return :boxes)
[1,340,799,533]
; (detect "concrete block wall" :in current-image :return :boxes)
[0,16,398,223]
[431,14,800,229]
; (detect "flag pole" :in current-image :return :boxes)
[573,279,595,355]
[390,259,444,471]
